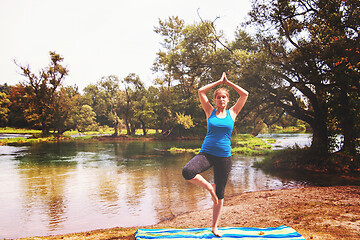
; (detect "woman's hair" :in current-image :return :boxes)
[214,88,229,99]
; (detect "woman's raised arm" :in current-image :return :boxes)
[222,73,249,120]
[198,76,223,119]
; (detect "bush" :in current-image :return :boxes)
[254,146,360,173]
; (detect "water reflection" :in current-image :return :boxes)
[14,143,78,236]
[0,136,352,239]
[19,166,70,231]
[257,133,312,150]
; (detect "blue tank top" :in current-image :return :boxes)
[200,109,234,157]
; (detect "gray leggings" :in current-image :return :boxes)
[182,152,232,199]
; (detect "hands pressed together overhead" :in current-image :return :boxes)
[220,72,229,85]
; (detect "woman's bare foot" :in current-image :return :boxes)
[208,183,218,205]
[212,227,222,237]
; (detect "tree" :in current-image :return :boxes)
[82,76,123,135]
[0,92,10,126]
[153,17,233,136]
[75,105,98,132]
[153,16,318,139]
[246,0,360,155]
[7,84,29,128]
[133,94,156,136]
[97,76,122,136]
[149,81,176,135]
[82,84,108,125]
[227,29,289,136]
[120,73,145,135]
[15,51,69,135]
[52,86,80,134]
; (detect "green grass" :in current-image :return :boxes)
[264,138,277,144]
[1,127,157,136]
[232,134,270,146]
[231,134,273,155]
[63,127,115,136]
[0,127,41,134]
[0,136,70,145]
[63,128,158,136]
[169,147,201,154]
[231,146,272,155]
[0,127,161,146]
[169,134,273,156]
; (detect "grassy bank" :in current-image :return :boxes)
[0,127,41,134]
[0,128,160,146]
[169,134,273,156]
[231,134,273,155]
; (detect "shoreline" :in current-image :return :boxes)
[20,185,360,240]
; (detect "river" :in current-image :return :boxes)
[0,133,351,238]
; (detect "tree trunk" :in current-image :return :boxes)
[41,117,50,136]
[124,116,131,135]
[310,119,329,156]
[139,118,147,136]
[130,124,136,135]
[112,108,120,136]
[339,81,356,155]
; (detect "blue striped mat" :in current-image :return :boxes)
[135,225,305,239]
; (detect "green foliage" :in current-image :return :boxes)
[52,85,80,134]
[175,112,195,129]
[14,51,71,135]
[5,2,358,165]
[121,73,146,135]
[6,17,306,140]
[75,105,98,132]
[246,0,360,155]
[133,93,157,136]
[254,146,360,173]
[82,75,123,133]
[0,92,10,126]
[153,17,233,136]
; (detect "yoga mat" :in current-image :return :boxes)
[135,225,305,239]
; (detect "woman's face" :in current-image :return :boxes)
[214,92,229,109]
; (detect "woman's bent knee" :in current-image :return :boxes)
[182,166,195,180]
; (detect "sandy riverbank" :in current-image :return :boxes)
[22,185,360,240]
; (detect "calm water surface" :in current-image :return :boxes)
[0,134,353,238]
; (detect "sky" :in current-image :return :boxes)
[0,0,252,92]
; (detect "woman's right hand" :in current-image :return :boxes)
[221,72,229,85]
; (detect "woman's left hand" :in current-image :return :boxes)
[221,72,229,85]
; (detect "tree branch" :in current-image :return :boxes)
[197,8,233,53]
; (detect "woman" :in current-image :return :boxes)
[182,72,248,237]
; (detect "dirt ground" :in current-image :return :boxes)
[23,186,360,240]
[156,185,360,240]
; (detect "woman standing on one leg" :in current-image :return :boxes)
[182,72,248,237]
